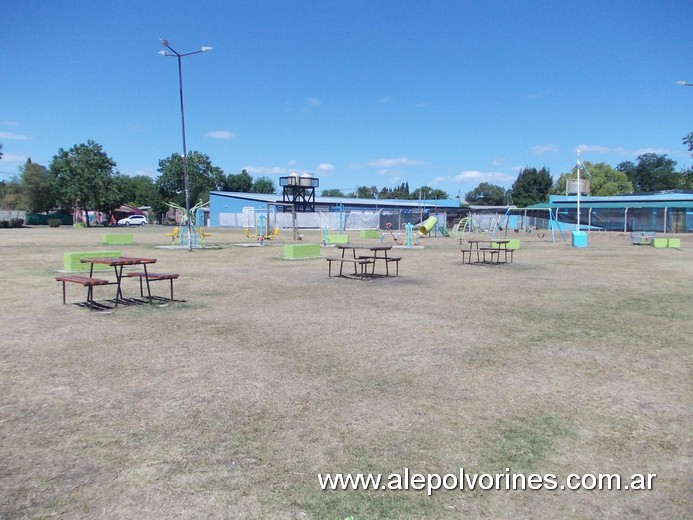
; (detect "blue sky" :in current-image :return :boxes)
[1,0,691,199]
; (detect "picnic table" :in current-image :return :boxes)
[80,256,157,306]
[462,239,512,264]
[57,255,182,311]
[325,245,401,279]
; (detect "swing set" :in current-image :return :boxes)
[491,207,566,243]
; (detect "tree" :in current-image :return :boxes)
[1,176,23,213]
[349,186,375,198]
[465,183,509,205]
[20,159,54,213]
[682,132,693,190]
[321,189,345,197]
[552,161,633,196]
[617,153,682,192]
[510,167,552,207]
[0,143,3,160]
[379,182,410,199]
[251,176,276,194]
[684,132,693,157]
[223,169,253,192]
[411,186,449,200]
[121,175,162,208]
[49,140,122,227]
[156,151,225,207]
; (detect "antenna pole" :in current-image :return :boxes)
[576,150,581,232]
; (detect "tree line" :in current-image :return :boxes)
[2,132,691,222]
[465,133,693,206]
[321,182,449,200]
[0,140,276,226]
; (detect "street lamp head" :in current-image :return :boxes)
[158,50,167,56]
[201,46,213,52]
[160,38,170,48]
[676,80,693,87]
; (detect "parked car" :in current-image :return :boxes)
[117,214,147,226]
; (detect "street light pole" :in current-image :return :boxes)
[159,39,213,251]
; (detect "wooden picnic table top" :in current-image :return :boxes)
[80,256,157,266]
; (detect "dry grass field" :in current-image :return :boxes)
[1,225,691,519]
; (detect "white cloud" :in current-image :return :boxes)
[307,97,321,107]
[618,147,669,156]
[577,144,669,156]
[531,144,558,155]
[0,153,28,163]
[377,96,393,105]
[243,165,289,176]
[2,120,19,127]
[445,170,516,185]
[367,157,425,168]
[205,130,236,140]
[316,163,334,172]
[0,131,32,140]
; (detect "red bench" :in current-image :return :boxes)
[325,257,375,280]
[56,275,111,311]
[126,272,180,301]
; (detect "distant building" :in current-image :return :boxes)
[528,190,693,232]
[208,191,462,230]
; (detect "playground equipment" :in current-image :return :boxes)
[244,226,279,243]
[453,217,481,239]
[418,216,438,235]
[491,207,566,244]
[165,226,180,245]
[243,212,279,243]
[197,227,211,247]
[167,200,209,248]
[381,223,419,247]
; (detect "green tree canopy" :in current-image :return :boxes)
[348,186,376,198]
[552,161,633,196]
[683,132,693,157]
[1,176,23,212]
[379,182,410,199]
[251,176,276,194]
[411,186,449,200]
[321,189,345,197]
[49,140,123,226]
[20,159,54,213]
[119,175,155,206]
[617,153,682,192]
[464,183,509,205]
[223,169,253,192]
[510,166,552,207]
[156,151,225,207]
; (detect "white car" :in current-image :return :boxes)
[117,214,147,226]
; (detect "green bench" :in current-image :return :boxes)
[283,244,321,260]
[325,234,349,244]
[63,251,121,272]
[102,234,133,245]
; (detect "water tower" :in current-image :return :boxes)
[566,178,590,196]
[280,172,319,212]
